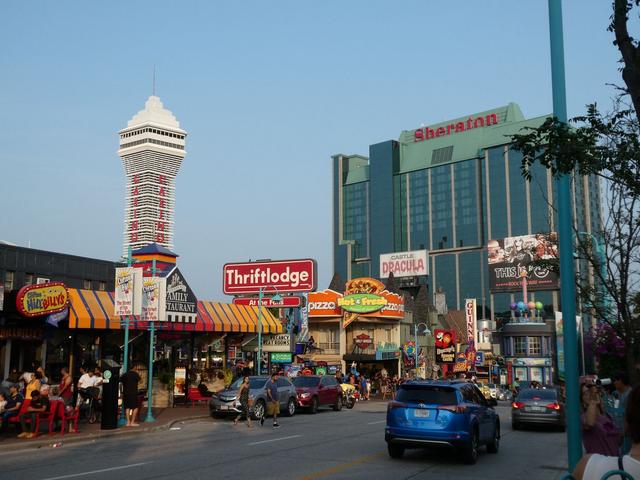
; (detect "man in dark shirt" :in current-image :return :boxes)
[260,373,280,428]
[19,389,49,438]
[0,384,24,432]
[120,366,141,427]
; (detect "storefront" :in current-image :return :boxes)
[508,357,553,385]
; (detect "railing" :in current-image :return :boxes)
[317,342,339,354]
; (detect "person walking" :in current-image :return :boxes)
[120,365,140,427]
[260,373,280,428]
[573,385,640,479]
[234,376,253,428]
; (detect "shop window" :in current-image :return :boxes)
[528,337,541,356]
[24,273,34,285]
[4,271,14,291]
[514,337,527,355]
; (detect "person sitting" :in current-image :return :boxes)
[18,389,49,439]
[197,377,214,398]
[0,384,23,432]
[573,385,640,479]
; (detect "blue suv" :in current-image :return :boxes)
[385,380,500,464]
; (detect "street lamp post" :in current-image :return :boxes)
[256,287,282,375]
[119,246,133,427]
[548,0,582,469]
[145,259,157,423]
[414,322,430,378]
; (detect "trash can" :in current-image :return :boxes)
[100,360,120,430]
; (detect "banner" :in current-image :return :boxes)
[554,312,581,382]
[379,250,428,279]
[487,233,559,292]
[434,329,456,363]
[141,277,167,322]
[465,298,477,346]
[114,267,143,316]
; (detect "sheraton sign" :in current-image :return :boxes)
[413,113,499,142]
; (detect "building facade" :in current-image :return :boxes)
[119,96,187,257]
[332,103,602,323]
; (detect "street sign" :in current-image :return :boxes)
[223,259,317,295]
[232,296,302,308]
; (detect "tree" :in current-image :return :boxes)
[511,100,640,383]
[611,0,640,123]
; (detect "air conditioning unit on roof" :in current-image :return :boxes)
[36,277,50,284]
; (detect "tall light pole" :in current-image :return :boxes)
[548,0,581,469]
[256,287,282,375]
[118,246,133,427]
[145,259,157,423]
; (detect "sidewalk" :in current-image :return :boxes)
[0,405,210,451]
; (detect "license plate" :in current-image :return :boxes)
[528,406,545,412]
[414,409,430,418]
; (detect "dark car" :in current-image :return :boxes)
[385,380,500,464]
[292,375,342,413]
[512,388,565,431]
[209,376,297,419]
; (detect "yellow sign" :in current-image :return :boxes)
[17,282,69,318]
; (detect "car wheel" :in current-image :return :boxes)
[487,422,500,453]
[463,428,479,464]
[309,397,318,414]
[286,397,296,417]
[387,443,404,459]
[253,400,265,420]
[333,395,343,411]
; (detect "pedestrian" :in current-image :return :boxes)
[58,367,73,406]
[18,389,49,439]
[359,375,368,401]
[260,372,280,428]
[120,365,140,427]
[234,376,253,428]
[613,372,633,454]
[0,384,23,432]
[573,385,640,479]
[581,383,620,456]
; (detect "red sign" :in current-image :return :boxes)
[223,259,316,295]
[434,329,455,349]
[354,333,372,350]
[413,113,499,143]
[16,282,69,318]
[232,296,302,308]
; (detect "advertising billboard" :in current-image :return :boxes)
[434,329,456,363]
[379,250,428,279]
[487,233,559,292]
[465,298,477,346]
[141,277,167,322]
[223,259,317,295]
[114,267,143,316]
[16,282,69,318]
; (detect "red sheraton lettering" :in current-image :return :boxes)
[414,113,499,142]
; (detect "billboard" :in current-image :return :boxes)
[114,267,143,316]
[488,233,559,292]
[141,277,167,322]
[434,329,456,363]
[379,250,428,279]
[223,259,317,295]
[16,282,69,318]
[465,298,477,345]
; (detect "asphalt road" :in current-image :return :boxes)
[0,402,569,480]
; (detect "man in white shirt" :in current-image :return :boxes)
[77,367,97,390]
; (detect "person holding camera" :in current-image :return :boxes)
[581,382,620,456]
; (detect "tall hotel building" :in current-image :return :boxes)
[118,96,187,256]
[332,103,602,323]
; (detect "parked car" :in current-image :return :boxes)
[487,384,498,399]
[209,375,297,419]
[511,388,565,431]
[385,380,501,464]
[292,375,342,413]
[497,387,513,402]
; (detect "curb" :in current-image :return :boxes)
[0,415,211,451]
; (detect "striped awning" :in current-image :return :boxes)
[68,289,282,334]
[197,301,282,334]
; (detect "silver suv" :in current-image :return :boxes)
[209,375,298,419]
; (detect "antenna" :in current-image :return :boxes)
[152,65,156,96]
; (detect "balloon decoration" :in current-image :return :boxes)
[509,298,544,319]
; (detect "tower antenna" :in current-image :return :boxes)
[152,65,156,96]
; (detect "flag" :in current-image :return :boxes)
[46,307,69,327]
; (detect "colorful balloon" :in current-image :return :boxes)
[527,301,536,310]
[535,301,543,311]
[517,301,525,310]
[510,302,518,310]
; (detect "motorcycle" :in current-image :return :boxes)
[340,383,356,409]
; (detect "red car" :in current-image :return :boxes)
[292,375,342,413]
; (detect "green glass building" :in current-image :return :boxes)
[332,103,602,325]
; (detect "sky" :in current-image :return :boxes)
[0,1,624,300]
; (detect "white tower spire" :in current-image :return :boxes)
[118,96,187,256]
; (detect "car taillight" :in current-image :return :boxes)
[512,401,525,409]
[437,405,467,413]
[387,401,407,410]
[546,402,561,410]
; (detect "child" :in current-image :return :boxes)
[0,392,7,413]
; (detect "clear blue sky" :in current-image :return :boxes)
[0,1,622,300]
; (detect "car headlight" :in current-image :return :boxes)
[300,392,310,399]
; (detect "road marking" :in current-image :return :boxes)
[366,420,386,425]
[40,462,151,480]
[247,434,302,446]
[297,452,386,480]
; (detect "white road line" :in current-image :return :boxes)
[247,434,302,446]
[39,462,151,480]
[366,420,386,425]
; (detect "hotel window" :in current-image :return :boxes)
[98,281,106,291]
[83,279,92,290]
[528,337,541,356]
[24,273,34,285]
[514,337,527,355]
[4,271,14,291]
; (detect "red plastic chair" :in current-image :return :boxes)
[57,401,79,435]
[34,399,60,436]
[8,399,31,427]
